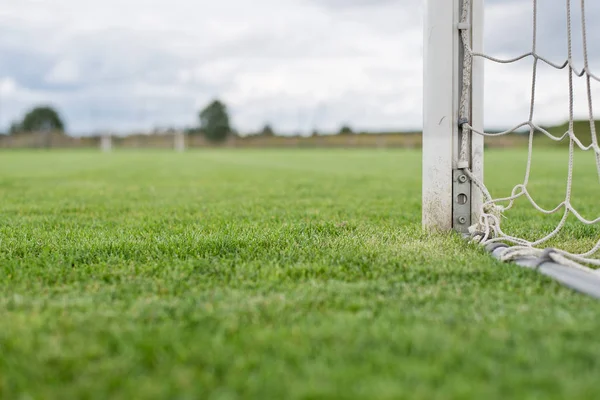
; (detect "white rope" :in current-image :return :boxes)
[459,0,600,271]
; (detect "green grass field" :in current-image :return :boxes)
[1,148,600,399]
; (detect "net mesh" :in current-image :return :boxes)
[459,0,600,269]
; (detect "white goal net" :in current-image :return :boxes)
[462,0,600,269]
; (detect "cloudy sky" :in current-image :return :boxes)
[1,0,600,135]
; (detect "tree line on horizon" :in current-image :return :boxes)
[5,100,361,142]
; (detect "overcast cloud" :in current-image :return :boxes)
[1,0,600,135]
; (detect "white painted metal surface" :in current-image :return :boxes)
[470,0,485,227]
[422,0,484,231]
[422,0,460,230]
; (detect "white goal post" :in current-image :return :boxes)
[422,0,600,298]
[101,133,112,152]
[422,0,484,233]
[174,131,186,152]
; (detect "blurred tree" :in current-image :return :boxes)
[20,105,65,133]
[261,124,275,136]
[339,125,353,135]
[199,99,231,142]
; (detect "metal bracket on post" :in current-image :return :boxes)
[453,169,471,233]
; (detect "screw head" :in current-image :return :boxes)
[458,175,468,183]
[458,216,467,224]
